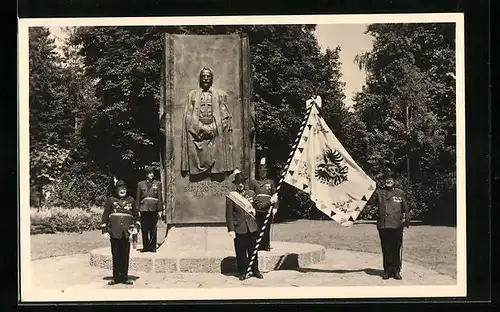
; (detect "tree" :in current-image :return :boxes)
[29,27,74,207]
[353,23,456,223]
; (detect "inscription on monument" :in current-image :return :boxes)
[184,181,231,199]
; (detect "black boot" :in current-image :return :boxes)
[393,272,402,280]
[252,271,264,279]
[382,271,390,280]
[238,273,246,281]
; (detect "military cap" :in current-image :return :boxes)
[381,170,395,180]
[144,166,155,174]
[115,180,127,188]
[232,172,248,184]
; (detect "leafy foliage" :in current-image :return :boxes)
[29,144,72,184]
[352,23,456,224]
[29,27,112,208]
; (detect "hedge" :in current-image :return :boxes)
[30,206,104,235]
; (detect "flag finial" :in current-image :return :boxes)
[315,95,322,108]
[306,95,322,109]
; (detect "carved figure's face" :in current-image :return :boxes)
[117,186,127,198]
[146,172,154,180]
[199,70,213,90]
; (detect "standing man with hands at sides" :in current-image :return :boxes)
[100,180,140,285]
[250,157,279,251]
[226,171,266,281]
[136,166,164,253]
[369,170,410,280]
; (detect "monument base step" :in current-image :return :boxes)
[89,227,326,273]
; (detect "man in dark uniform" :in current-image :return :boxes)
[226,171,264,281]
[249,157,279,251]
[369,171,410,280]
[101,180,140,285]
[136,166,164,253]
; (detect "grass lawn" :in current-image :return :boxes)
[273,220,457,279]
[30,220,456,279]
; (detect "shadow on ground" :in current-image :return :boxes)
[220,252,384,278]
[294,267,385,277]
[221,256,238,274]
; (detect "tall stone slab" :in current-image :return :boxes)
[159,34,254,225]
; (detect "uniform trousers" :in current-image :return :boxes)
[255,211,271,250]
[140,211,158,251]
[378,227,404,275]
[110,238,131,282]
[234,231,259,275]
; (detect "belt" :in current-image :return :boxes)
[143,197,159,201]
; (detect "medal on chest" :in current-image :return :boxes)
[113,200,132,212]
[392,196,402,203]
[265,183,272,192]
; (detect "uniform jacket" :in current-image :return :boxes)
[226,189,259,234]
[249,178,278,212]
[102,195,140,239]
[136,180,163,212]
[370,187,409,229]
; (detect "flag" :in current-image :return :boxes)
[283,102,376,226]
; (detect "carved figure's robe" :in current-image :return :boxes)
[181,86,234,175]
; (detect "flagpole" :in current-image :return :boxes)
[245,98,316,278]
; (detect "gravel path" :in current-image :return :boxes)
[31,248,456,291]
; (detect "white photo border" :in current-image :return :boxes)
[18,13,466,302]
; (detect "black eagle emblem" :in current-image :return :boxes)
[315,149,348,186]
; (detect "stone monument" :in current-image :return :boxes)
[89,34,327,274]
[159,34,255,225]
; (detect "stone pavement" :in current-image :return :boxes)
[31,249,456,291]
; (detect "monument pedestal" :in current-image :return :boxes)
[89,227,326,273]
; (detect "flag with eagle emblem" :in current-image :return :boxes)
[283,100,376,226]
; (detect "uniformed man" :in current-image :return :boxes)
[369,170,410,280]
[226,171,264,281]
[136,166,164,253]
[249,157,279,251]
[101,180,140,285]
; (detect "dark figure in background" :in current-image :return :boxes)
[101,180,140,285]
[136,166,164,253]
[249,157,279,251]
[226,172,263,281]
[369,171,410,280]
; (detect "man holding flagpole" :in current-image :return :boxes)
[250,157,278,251]
[225,171,266,281]
[369,170,410,280]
